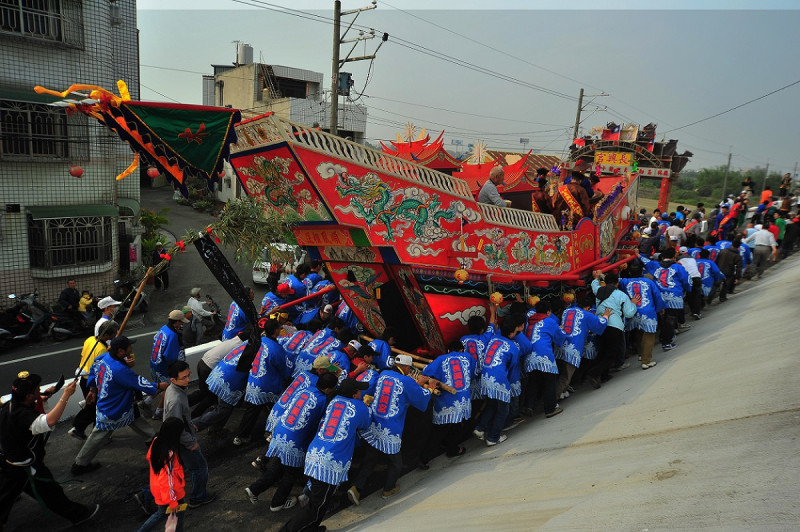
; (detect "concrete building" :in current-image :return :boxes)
[0,0,141,308]
[203,44,367,201]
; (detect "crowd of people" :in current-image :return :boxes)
[2,188,798,531]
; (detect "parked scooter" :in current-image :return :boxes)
[0,291,61,347]
[111,278,149,316]
[201,294,225,341]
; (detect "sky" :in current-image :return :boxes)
[136,1,800,173]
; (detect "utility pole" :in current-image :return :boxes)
[572,88,584,140]
[329,0,381,137]
[761,160,769,192]
[721,151,732,201]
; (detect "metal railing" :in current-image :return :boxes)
[479,203,560,232]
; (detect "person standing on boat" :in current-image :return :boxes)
[478,166,508,207]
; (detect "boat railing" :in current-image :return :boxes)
[232,114,474,201]
[479,204,560,232]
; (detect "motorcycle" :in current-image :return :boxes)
[0,291,63,347]
[200,294,225,342]
[111,278,149,316]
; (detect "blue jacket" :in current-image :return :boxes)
[703,245,721,261]
[591,279,638,329]
[206,341,250,405]
[335,301,360,335]
[509,332,532,396]
[304,396,371,485]
[524,315,567,374]
[90,354,159,431]
[361,370,431,454]
[739,243,753,267]
[619,277,665,333]
[260,291,287,317]
[367,339,393,370]
[245,337,292,405]
[354,368,379,398]
[480,336,518,403]
[697,258,725,296]
[265,383,329,468]
[422,352,473,424]
[278,330,313,366]
[265,371,318,433]
[221,301,249,341]
[461,324,495,399]
[556,306,608,366]
[640,257,691,309]
[293,328,341,378]
[150,325,184,381]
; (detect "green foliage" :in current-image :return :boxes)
[142,235,161,266]
[211,196,294,263]
[192,200,215,211]
[139,208,169,240]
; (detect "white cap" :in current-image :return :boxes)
[97,296,121,309]
[323,304,333,314]
[348,339,362,351]
[394,354,413,367]
[669,235,679,241]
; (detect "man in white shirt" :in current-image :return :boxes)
[187,287,216,345]
[743,223,779,278]
[678,246,703,319]
[478,166,508,207]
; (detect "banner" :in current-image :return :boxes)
[620,124,639,142]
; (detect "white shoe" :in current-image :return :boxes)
[472,429,485,440]
[269,496,297,512]
[485,434,508,446]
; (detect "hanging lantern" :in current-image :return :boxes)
[146,166,160,179]
[631,230,641,239]
[454,269,469,284]
[562,292,575,304]
[69,165,83,178]
[527,295,540,307]
[489,292,504,305]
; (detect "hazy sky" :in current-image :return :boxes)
[136,1,800,173]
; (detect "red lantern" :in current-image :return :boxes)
[563,292,575,304]
[69,165,83,178]
[454,269,469,284]
[147,166,160,179]
[489,292,504,305]
[527,295,540,307]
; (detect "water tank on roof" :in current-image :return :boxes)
[237,43,253,65]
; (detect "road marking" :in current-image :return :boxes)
[0,329,158,366]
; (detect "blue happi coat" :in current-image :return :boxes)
[150,325,184,381]
[354,368,379,398]
[696,258,726,296]
[509,331,532,396]
[304,396,371,485]
[688,247,702,259]
[739,243,753,267]
[703,245,721,261]
[206,341,250,405]
[278,330,313,366]
[260,291,287,317]
[619,277,665,333]
[221,301,250,340]
[293,328,341,377]
[524,315,567,374]
[245,337,292,405]
[367,339,392,370]
[90,354,159,431]
[266,371,318,433]
[422,352,472,424]
[480,335,518,403]
[335,301,360,334]
[361,370,431,454]
[310,280,340,306]
[556,306,608,366]
[461,323,494,399]
[265,382,329,468]
[641,257,691,309]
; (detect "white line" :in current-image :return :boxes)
[0,329,158,366]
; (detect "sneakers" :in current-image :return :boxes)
[662,343,676,351]
[566,385,575,393]
[559,391,570,400]
[485,434,508,446]
[245,487,258,505]
[78,399,86,409]
[269,496,297,512]
[73,503,100,526]
[151,408,163,420]
[545,406,564,418]
[251,456,267,471]
[67,427,86,441]
[188,492,217,508]
[298,493,310,507]
[232,436,250,446]
[472,428,485,440]
[381,486,401,500]
[692,313,702,320]
[71,462,101,475]
[647,361,657,368]
[347,486,360,506]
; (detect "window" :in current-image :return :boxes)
[28,215,113,269]
[0,0,83,46]
[0,100,88,159]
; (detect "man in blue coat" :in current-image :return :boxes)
[619,262,666,369]
[555,296,610,398]
[143,310,188,419]
[348,354,431,504]
[523,300,568,418]
[640,248,691,350]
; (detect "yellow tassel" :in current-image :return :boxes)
[117,80,131,101]
[116,154,139,181]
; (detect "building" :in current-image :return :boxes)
[0,0,141,308]
[203,44,367,201]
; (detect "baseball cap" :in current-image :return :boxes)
[97,296,121,309]
[348,340,362,351]
[669,235,679,241]
[338,378,369,398]
[182,306,192,315]
[169,309,190,323]
[323,304,333,314]
[394,354,413,367]
[156,241,163,246]
[109,335,136,352]
[643,228,652,235]
[312,356,338,371]
[11,371,42,397]
[679,246,688,253]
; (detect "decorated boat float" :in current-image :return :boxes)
[228,113,676,354]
